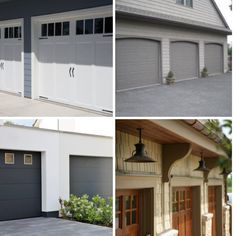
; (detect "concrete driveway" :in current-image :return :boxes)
[116,73,232,117]
[0,217,112,236]
[0,92,109,117]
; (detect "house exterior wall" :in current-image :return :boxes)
[0,125,112,213]
[116,130,225,235]
[117,18,228,82]
[0,0,112,97]
[116,0,225,28]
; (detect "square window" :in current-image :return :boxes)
[48,23,54,36]
[9,27,13,38]
[85,19,93,34]
[63,22,70,35]
[4,28,9,38]
[186,0,193,7]
[76,20,84,35]
[95,18,103,34]
[5,153,14,164]
[105,17,113,33]
[176,0,184,5]
[24,154,33,165]
[55,22,62,36]
[41,24,47,37]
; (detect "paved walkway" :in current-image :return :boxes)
[0,93,107,116]
[0,217,112,236]
[116,73,232,117]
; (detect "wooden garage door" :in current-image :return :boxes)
[205,43,223,74]
[116,190,139,236]
[171,42,198,81]
[208,186,217,236]
[116,38,160,91]
[172,187,192,236]
[0,150,41,221]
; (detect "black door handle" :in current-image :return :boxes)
[72,67,75,78]
[69,67,72,77]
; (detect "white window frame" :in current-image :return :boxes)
[24,154,33,165]
[5,153,15,164]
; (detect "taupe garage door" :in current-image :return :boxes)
[205,43,223,74]
[116,38,160,91]
[70,156,112,199]
[171,42,198,81]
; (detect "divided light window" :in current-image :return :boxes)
[41,21,70,37]
[176,0,193,7]
[24,154,33,165]
[4,26,22,39]
[76,16,113,35]
[5,153,14,165]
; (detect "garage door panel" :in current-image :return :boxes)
[70,156,112,199]
[116,39,160,90]
[171,42,198,81]
[0,198,41,221]
[0,150,41,221]
[205,44,223,74]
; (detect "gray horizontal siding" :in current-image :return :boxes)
[116,0,226,28]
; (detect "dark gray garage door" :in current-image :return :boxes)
[205,43,223,74]
[171,41,199,81]
[0,150,41,221]
[116,38,161,91]
[70,156,112,198]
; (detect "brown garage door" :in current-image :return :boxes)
[208,186,217,236]
[172,187,192,236]
[116,190,139,236]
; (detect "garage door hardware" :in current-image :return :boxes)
[102,109,112,113]
[38,37,48,40]
[103,34,112,37]
[0,62,4,70]
[69,67,75,78]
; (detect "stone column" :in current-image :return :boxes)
[223,205,231,236]
[202,213,213,236]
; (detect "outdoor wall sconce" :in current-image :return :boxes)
[125,128,156,163]
[219,168,230,177]
[194,152,209,172]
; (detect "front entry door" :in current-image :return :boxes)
[116,190,139,236]
[172,187,193,236]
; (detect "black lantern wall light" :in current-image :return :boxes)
[194,151,209,172]
[125,128,156,163]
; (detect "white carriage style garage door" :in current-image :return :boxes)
[170,41,199,81]
[205,43,223,75]
[116,38,161,91]
[35,8,113,112]
[0,20,23,95]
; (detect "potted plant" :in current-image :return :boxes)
[201,67,208,78]
[166,71,175,85]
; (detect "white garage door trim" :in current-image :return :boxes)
[0,19,24,96]
[170,41,199,81]
[116,38,161,92]
[31,6,113,113]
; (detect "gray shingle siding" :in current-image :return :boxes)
[0,0,112,98]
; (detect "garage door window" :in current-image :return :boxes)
[85,19,93,34]
[41,21,70,37]
[24,154,33,165]
[95,18,103,34]
[5,153,14,164]
[4,26,22,39]
[105,17,112,33]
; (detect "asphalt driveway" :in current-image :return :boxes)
[0,92,107,117]
[116,73,232,117]
[0,217,112,236]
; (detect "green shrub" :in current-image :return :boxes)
[60,194,113,227]
[201,67,208,77]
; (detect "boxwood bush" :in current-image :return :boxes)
[59,194,113,227]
